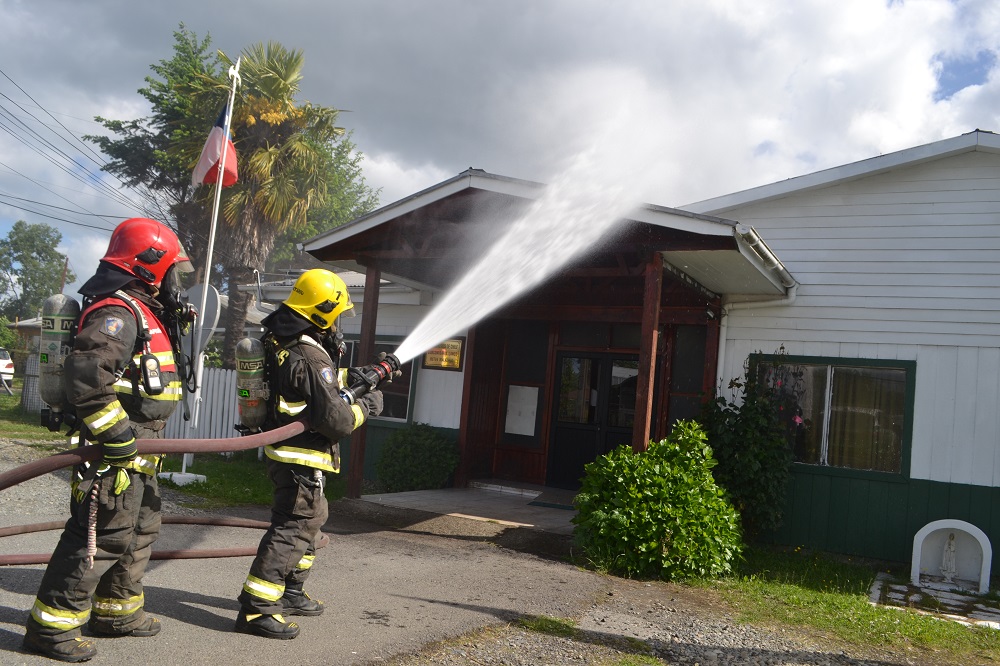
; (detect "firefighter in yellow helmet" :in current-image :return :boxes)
[236,269,384,639]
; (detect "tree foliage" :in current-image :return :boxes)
[0,221,75,321]
[0,315,22,350]
[266,133,380,274]
[86,25,222,283]
[203,43,378,368]
[89,27,379,368]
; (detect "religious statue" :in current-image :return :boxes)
[941,532,958,583]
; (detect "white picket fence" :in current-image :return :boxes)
[165,366,239,440]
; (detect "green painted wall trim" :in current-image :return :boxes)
[770,468,1000,566]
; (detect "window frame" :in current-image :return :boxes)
[750,354,916,480]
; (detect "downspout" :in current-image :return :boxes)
[715,225,798,391]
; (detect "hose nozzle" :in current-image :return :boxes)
[339,352,401,405]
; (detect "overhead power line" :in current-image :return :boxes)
[0,66,165,229]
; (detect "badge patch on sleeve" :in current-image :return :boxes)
[320,366,335,384]
[102,317,125,337]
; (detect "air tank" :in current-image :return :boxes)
[236,336,268,431]
[39,293,80,411]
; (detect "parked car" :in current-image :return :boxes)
[0,348,13,384]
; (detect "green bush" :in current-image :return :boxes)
[375,423,459,492]
[572,420,743,580]
[699,353,794,540]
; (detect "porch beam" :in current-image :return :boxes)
[347,261,382,498]
[632,252,663,452]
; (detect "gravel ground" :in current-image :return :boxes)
[381,577,953,666]
[0,438,200,517]
[0,439,972,666]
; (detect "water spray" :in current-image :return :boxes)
[393,151,637,364]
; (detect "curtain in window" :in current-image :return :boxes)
[827,367,905,472]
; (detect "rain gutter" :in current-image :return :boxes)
[715,224,799,391]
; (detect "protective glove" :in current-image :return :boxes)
[375,352,403,383]
[358,389,384,419]
[95,464,131,495]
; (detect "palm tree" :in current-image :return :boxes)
[198,42,345,367]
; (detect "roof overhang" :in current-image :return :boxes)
[304,169,794,299]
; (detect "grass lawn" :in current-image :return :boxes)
[159,449,348,509]
[702,546,1000,664]
[0,377,68,446]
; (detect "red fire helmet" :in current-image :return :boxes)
[100,218,193,286]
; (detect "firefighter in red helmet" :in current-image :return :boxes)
[23,218,196,662]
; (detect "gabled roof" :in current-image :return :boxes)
[302,169,794,297]
[683,129,1000,216]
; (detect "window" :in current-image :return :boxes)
[755,356,913,474]
[342,340,413,421]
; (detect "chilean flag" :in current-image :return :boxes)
[192,105,238,187]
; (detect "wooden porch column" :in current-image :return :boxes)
[632,252,663,452]
[346,261,381,498]
[454,325,477,488]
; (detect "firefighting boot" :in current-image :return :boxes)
[234,611,300,639]
[280,583,325,616]
[22,631,97,663]
[88,614,161,637]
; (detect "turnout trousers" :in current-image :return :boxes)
[25,428,163,645]
[238,459,329,615]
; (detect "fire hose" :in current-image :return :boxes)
[0,420,318,566]
[0,352,402,566]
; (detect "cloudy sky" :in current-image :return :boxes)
[1,0,999,295]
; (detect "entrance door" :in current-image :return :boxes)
[546,353,638,489]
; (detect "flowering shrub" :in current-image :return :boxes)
[699,354,794,539]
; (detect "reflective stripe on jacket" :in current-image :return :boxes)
[264,335,361,473]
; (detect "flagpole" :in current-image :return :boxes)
[193,57,241,378]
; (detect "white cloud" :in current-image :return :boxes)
[2,0,1000,259]
[60,232,112,297]
[361,152,452,207]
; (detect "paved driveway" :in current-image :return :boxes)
[0,499,602,666]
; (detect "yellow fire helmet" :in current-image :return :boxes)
[283,268,355,329]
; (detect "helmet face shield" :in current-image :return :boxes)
[174,242,194,274]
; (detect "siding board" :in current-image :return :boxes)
[952,348,979,485]
[865,481,890,559]
[809,474,831,550]
[928,348,958,483]
[775,472,1000,564]
[828,476,852,553]
[845,478,869,554]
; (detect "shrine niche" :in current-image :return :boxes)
[911,519,991,594]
